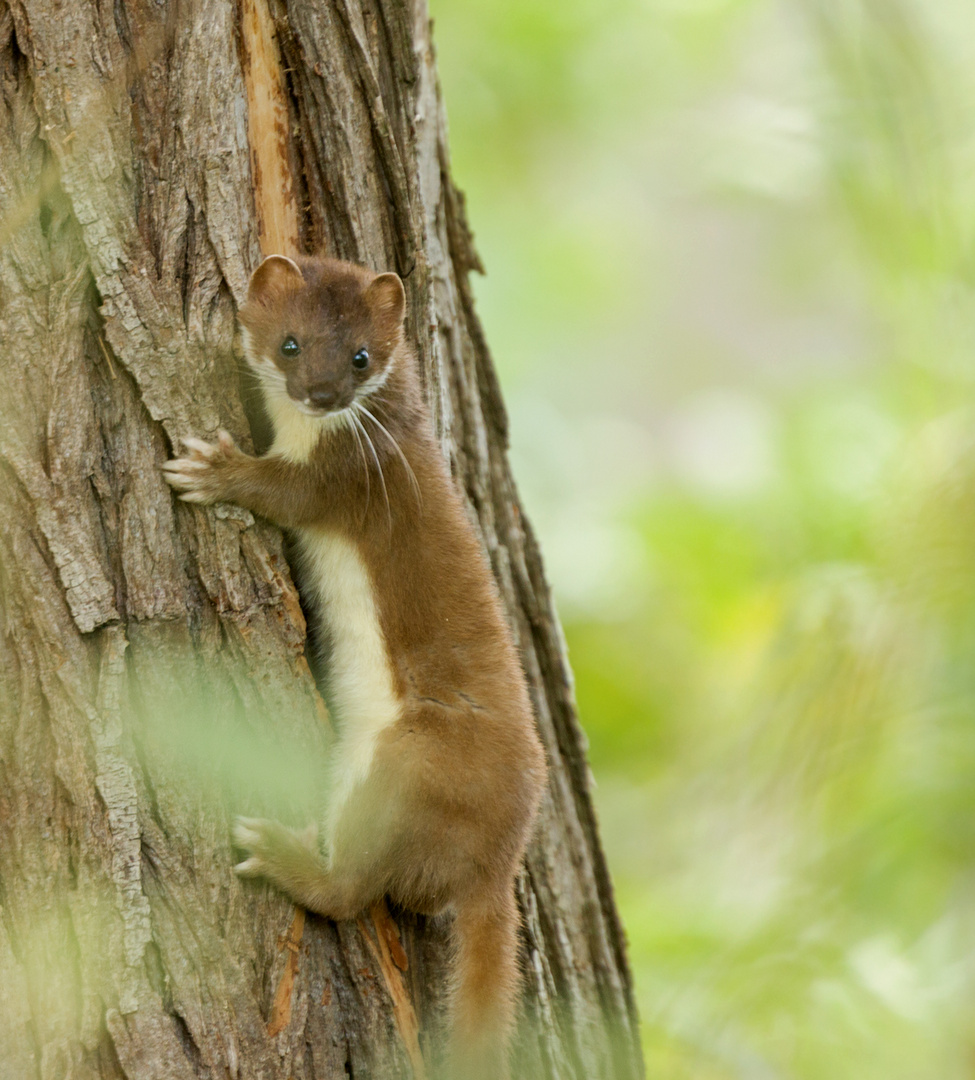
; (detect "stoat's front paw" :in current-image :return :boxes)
[161,429,241,504]
[233,816,320,879]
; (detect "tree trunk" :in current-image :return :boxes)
[0,2,643,1078]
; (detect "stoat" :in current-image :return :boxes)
[162,255,546,1079]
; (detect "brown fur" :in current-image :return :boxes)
[162,255,546,1079]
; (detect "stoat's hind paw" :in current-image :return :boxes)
[232,816,274,877]
[233,815,267,849]
[232,816,322,881]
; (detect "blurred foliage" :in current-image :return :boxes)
[431,0,975,1075]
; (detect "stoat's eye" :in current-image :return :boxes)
[280,335,301,359]
[352,348,370,371]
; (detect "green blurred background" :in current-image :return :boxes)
[428,0,975,1075]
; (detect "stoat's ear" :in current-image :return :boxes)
[365,272,405,331]
[246,255,304,305]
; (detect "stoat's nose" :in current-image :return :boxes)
[306,385,339,410]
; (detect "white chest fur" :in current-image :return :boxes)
[294,527,402,845]
[249,352,401,844]
[267,395,332,463]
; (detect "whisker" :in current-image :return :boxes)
[355,401,422,511]
[345,409,372,521]
[354,408,391,533]
[238,368,275,389]
[239,366,289,397]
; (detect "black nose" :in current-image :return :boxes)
[307,386,338,410]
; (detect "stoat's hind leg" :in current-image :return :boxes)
[233,817,369,920]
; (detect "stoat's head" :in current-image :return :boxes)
[238,255,406,417]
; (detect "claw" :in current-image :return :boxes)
[162,459,208,474]
[182,436,215,456]
[233,816,265,848]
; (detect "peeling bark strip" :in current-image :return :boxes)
[0,2,644,1079]
[268,906,305,1036]
[239,0,301,257]
[360,903,426,1079]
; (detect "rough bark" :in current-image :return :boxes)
[0,2,643,1078]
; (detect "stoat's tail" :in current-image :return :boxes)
[448,887,521,1080]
